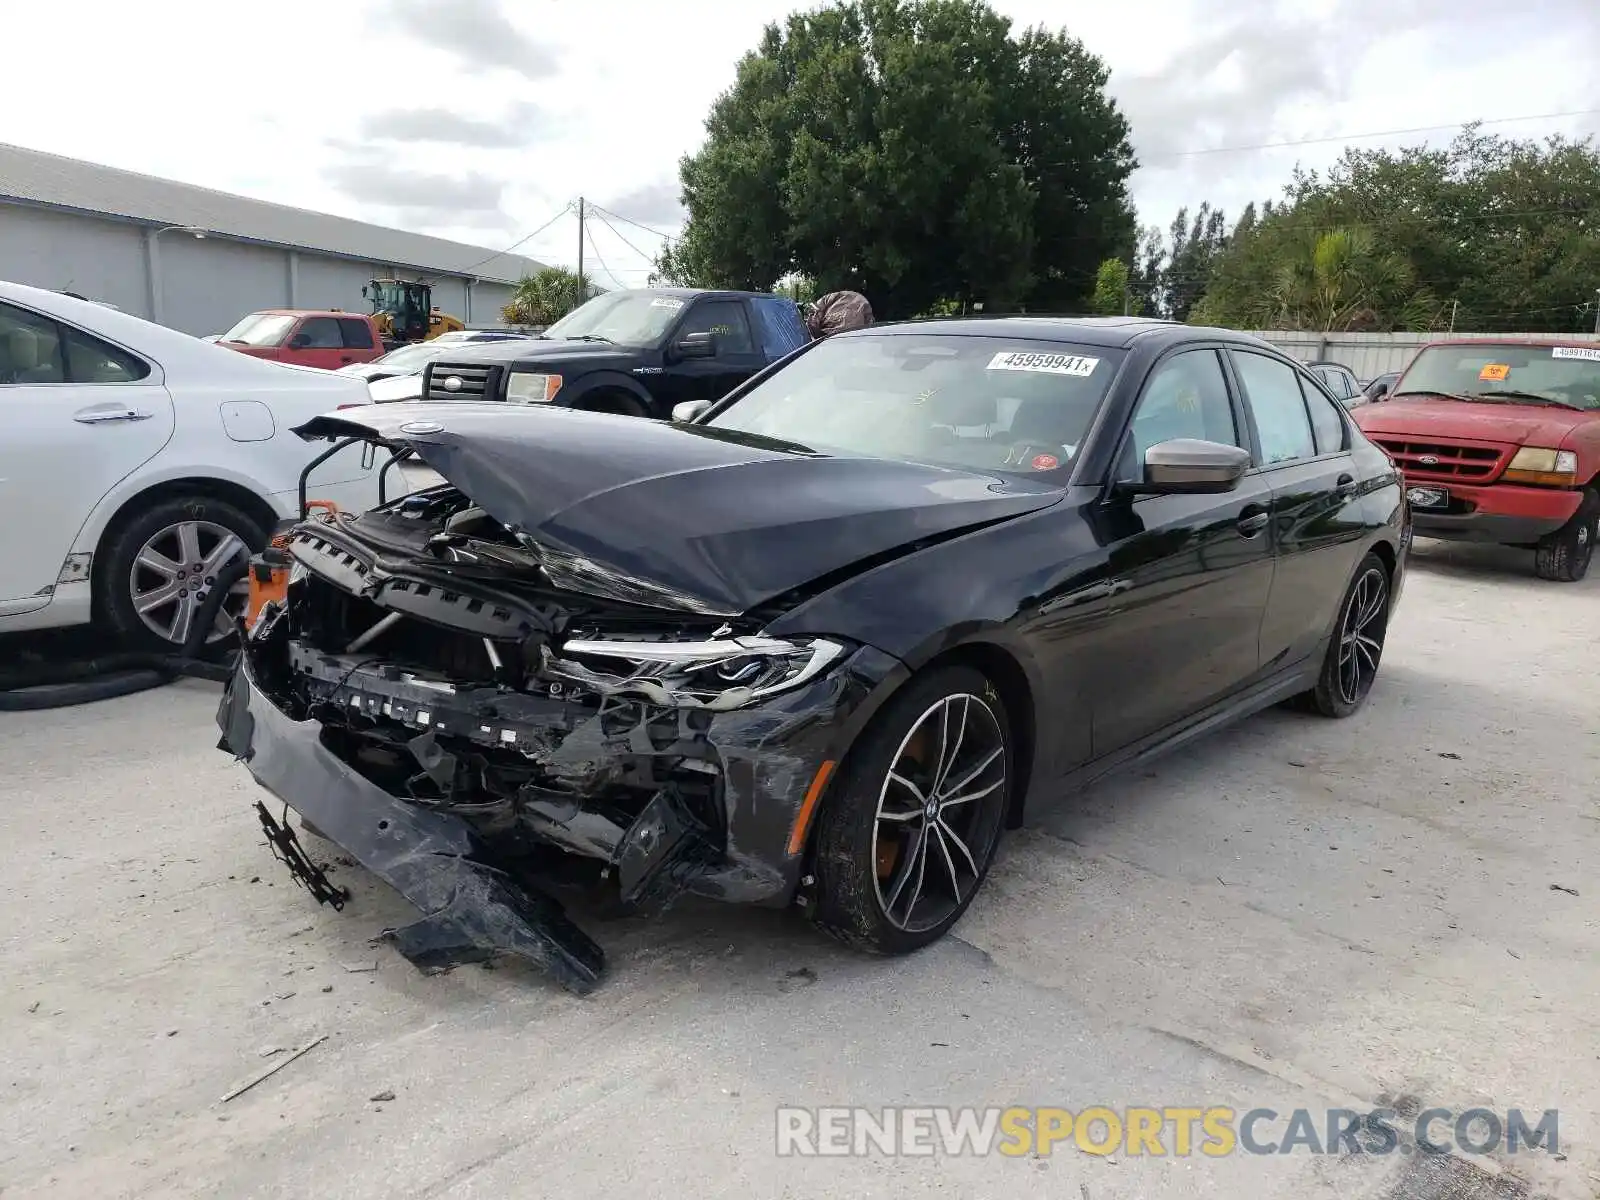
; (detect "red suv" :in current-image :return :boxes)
[1353,339,1600,580]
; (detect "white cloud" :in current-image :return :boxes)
[1,0,1594,284]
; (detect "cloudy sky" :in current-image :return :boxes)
[4,0,1597,283]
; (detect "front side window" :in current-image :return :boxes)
[678,300,755,354]
[1126,349,1240,468]
[706,333,1123,476]
[1233,351,1316,464]
[296,317,342,349]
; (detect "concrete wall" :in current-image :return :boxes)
[0,205,149,315]
[1252,330,1600,380]
[0,200,517,337]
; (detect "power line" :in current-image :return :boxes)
[454,203,573,276]
[1143,108,1600,161]
[589,208,658,266]
[583,220,625,290]
[588,202,677,242]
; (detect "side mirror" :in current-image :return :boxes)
[1370,382,1390,400]
[1128,438,1250,495]
[675,331,717,359]
[288,332,311,349]
[672,399,713,423]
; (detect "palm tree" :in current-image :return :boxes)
[1267,227,1441,332]
[502,267,595,326]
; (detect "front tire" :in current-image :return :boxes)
[98,494,266,655]
[1300,552,1390,718]
[811,665,1012,955]
[1533,490,1597,582]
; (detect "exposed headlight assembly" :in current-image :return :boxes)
[1503,446,1579,486]
[506,372,563,403]
[545,635,849,711]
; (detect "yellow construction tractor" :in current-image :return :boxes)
[363,278,465,349]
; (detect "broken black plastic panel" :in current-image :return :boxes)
[219,661,609,994]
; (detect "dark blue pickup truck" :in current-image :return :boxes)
[418,287,810,419]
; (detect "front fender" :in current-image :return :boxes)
[557,371,656,415]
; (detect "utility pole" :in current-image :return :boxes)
[1449,299,1458,333]
[575,197,585,300]
[1593,288,1599,335]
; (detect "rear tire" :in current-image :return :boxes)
[98,494,267,655]
[1299,552,1390,719]
[1533,490,1597,582]
[810,665,1012,955]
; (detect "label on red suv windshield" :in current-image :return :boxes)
[1479,363,1510,381]
[1552,346,1600,361]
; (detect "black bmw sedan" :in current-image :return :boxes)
[220,316,1408,992]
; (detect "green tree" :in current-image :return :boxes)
[1090,258,1140,315]
[502,267,594,326]
[1193,226,1441,331]
[1191,127,1600,332]
[668,0,1137,318]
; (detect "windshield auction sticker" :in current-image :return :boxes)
[650,297,685,309]
[1552,346,1600,361]
[987,351,1099,377]
[1478,363,1511,381]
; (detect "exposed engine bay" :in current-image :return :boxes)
[224,481,873,992]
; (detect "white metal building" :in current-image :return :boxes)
[0,143,548,337]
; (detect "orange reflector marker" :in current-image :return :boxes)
[787,760,837,857]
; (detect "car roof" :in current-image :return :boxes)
[1418,337,1600,350]
[628,286,785,302]
[247,309,365,319]
[841,314,1278,351]
[1308,360,1355,369]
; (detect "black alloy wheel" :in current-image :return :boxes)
[811,665,1012,954]
[1299,552,1390,718]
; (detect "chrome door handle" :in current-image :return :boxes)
[74,409,153,424]
[1237,511,1271,537]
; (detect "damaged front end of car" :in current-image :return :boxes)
[217,409,904,993]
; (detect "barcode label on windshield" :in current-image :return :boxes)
[1552,346,1600,361]
[987,351,1099,377]
[650,297,685,309]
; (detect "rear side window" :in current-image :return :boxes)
[0,302,65,383]
[1300,376,1348,454]
[338,318,374,350]
[1233,351,1316,464]
[297,317,342,348]
[0,302,149,384]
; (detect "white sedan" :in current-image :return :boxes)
[0,280,383,653]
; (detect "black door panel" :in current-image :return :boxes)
[1085,479,1275,755]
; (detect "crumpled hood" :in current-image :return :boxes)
[295,401,1062,615]
[1356,396,1594,446]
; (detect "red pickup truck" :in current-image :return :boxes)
[1353,338,1600,581]
[216,310,385,370]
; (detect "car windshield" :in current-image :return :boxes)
[1393,343,1600,410]
[220,313,296,347]
[706,332,1123,475]
[370,342,443,371]
[543,292,686,346]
